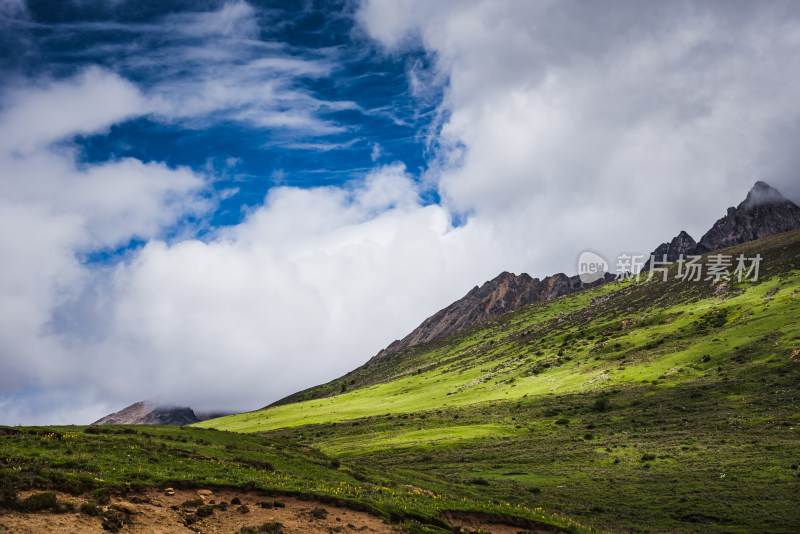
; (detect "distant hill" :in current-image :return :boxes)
[93,400,199,426]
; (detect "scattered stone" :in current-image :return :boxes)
[238,504,251,514]
[164,488,175,496]
[196,505,214,517]
[714,282,730,296]
[310,507,328,519]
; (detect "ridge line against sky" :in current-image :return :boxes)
[1,0,800,424]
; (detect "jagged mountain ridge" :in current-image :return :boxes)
[377,181,800,361]
[372,271,615,360]
[646,181,800,267]
[92,400,200,426]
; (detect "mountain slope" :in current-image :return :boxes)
[201,228,800,431]
[199,229,800,533]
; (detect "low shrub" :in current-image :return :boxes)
[80,502,100,516]
[19,491,57,512]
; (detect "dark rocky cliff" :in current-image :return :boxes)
[645,181,800,268]
[372,270,614,360]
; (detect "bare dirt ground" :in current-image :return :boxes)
[0,488,400,534]
[0,488,534,534]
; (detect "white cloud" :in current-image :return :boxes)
[66,164,502,414]
[0,67,149,153]
[0,68,210,421]
[5,1,800,424]
[359,0,800,265]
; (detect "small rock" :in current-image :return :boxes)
[310,507,328,519]
[197,489,213,497]
[164,488,175,496]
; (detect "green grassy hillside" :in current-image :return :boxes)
[0,425,591,533]
[198,230,800,532]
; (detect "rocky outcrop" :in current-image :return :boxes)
[694,181,800,253]
[644,181,800,268]
[372,270,614,359]
[93,401,200,426]
[643,230,697,270]
[375,181,799,360]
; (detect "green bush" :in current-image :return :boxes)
[20,491,57,512]
[592,397,611,412]
[0,476,18,508]
[80,501,100,516]
[91,487,110,505]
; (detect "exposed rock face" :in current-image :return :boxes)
[372,270,614,359]
[694,181,800,253]
[375,181,799,361]
[93,401,199,426]
[643,230,697,270]
[644,181,800,268]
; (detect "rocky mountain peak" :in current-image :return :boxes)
[738,180,792,210]
[695,181,800,254]
[644,180,800,265]
[374,181,799,362]
[371,269,612,361]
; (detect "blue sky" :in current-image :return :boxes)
[2,0,800,424]
[6,0,440,233]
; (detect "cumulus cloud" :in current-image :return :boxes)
[0,67,149,152]
[4,1,800,424]
[0,67,209,423]
[6,163,501,418]
[359,0,800,264]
